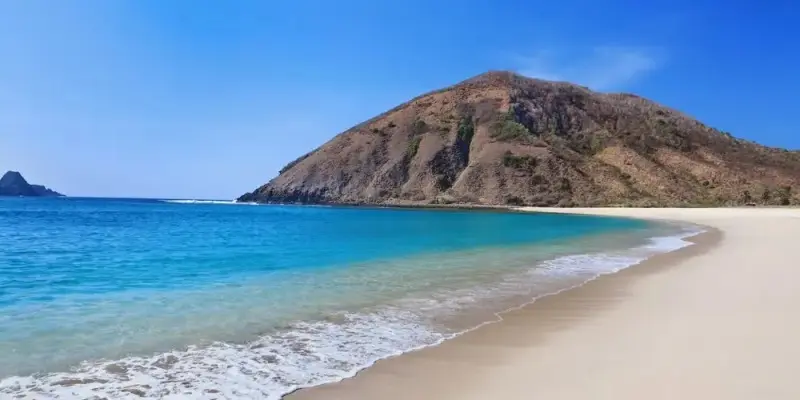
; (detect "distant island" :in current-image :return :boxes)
[0,171,64,197]
[239,71,800,207]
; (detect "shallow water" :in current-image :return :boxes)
[0,197,696,398]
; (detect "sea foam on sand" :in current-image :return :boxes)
[0,229,700,399]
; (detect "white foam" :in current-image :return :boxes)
[539,228,701,277]
[0,229,703,399]
[0,311,446,399]
[641,229,700,252]
[161,200,258,205]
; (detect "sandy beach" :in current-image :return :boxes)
[290,208,800,400]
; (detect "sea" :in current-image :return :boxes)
[0,197,700,399]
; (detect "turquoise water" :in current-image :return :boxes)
[0,197,695,399]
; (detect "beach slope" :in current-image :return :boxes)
[291,208,800,400]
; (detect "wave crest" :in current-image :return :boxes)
[161,200,258,205]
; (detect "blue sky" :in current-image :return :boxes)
[1,1,798,199]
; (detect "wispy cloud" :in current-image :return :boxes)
[516,46,662,91]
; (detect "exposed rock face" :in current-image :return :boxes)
[239,71,800,207]
[0,171,64,197]
[30,184,64,197]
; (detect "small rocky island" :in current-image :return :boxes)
[0,171,64,197]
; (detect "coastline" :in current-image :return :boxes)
[289,207,800,399]
[0,203,672,399]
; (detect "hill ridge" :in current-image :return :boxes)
[239,72,800,207]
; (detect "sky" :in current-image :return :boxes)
[1,1,798,199]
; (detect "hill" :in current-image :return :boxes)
[238,71,800,207]
[0,171,64,197]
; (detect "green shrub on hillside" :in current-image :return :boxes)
[493,120,530,141]
[491,108,531,141]
[457,117,474,143]
[501,151,537,170]
[411,119,428,135]
[407,136,422,159]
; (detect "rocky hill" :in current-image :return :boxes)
[238,71,800,207]
[0,171,64,197]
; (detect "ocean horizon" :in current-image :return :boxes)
[0,197,698,398]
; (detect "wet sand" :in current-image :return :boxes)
[289,208,800,400]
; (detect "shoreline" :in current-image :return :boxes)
[0,206,679,399]
[289,207,800,399]
[277,213,701,398]
[287,215,716,399]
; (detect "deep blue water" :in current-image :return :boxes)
[0,197,686,399]
[0,197,646,306]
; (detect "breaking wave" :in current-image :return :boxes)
[0,229,701,399]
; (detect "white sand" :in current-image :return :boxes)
[292,208,800,400]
